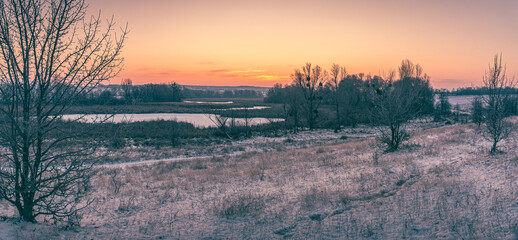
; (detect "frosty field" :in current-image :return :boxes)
[0,0,514,238]
[1,119,517,239]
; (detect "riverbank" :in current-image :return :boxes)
[64,98,285,118]
[54,117,446,165]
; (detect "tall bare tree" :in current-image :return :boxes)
[339,74,364,127]
[434,91,451,121]
[0,0,126,222]
[292,63,326,130]
[398,59,421,79]
[121,78,133,104]
[329,63,346,132]
[481,54,515,153]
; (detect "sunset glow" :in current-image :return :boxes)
[89,0,518,89]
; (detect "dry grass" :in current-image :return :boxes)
[1,121,518,239]
[213,193,266,218]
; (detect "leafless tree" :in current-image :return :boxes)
[209,114,231,139]
[339,74,364,128]
[280,85,302,133]
[434,91,451,121]
[121,78,133,104]
[292,63,327,130]
[369,61,433,151]
[399,59,423,79]
[369,72,410,151]
[0,0,126,222]
[242,106,252,137]
[481,54,515,153]
[329,63,347,132]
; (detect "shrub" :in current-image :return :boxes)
[213,194,265,218]
[299,187,331,209]
[471,96,484,127]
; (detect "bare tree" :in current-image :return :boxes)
[209,114,231,139]
[0,0,126,222]
[292,63,326,130]
[481,54,515,153]
[329,63,347,132]
[242,106,252,137]
[369,72,410,151]
[369,61,434,151]
[339,74,364,128]
[434,91,451,121]
[281,85,302,133]
[398,59,421,79]
[121,78,133,104]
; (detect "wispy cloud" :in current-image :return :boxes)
[256,74,290,81]
[159,72,174,76]
[204,68,289,82]
[206,69,229,74]
[207,68,265,76]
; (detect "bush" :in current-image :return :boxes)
[299,187,331,209]
[108,137,126,149]
[434,92,451,121]
[213,194,265,218]
[471,96,484,127]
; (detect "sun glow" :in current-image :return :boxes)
[88,0,518,89]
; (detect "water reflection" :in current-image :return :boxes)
[60,113,281,128]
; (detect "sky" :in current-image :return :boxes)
[88,0,518,89]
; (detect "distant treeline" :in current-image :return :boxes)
[74,83,182,105]
[72,81,263,105]
[441,87,518,95]
[181,88,262,99]
[264,61,435,130]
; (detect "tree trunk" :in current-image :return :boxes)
[22,199,35,222]
[334,101,340,133]
[491,140,498,153]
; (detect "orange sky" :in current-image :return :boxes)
[88,0,518,89]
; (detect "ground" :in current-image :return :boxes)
[1,120,518,239]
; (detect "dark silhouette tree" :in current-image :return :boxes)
[0,0,126,222]
[369,60,434,151]
[481,54,515,153]
[292,63,326,130]
[121,78,133,104]
[434,92,451,121]
[329,63,347,132]
[338,74,364,127]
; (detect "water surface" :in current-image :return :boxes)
[60,113,281,128]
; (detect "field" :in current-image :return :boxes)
[1,118,518,239]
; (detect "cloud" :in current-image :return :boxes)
[203,68,289,82]
[256,74,290,81]
[206,69,264,76]
[206,69,229,74]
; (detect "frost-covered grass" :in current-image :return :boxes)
[93,125,378,164]
[1,120,518,239]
